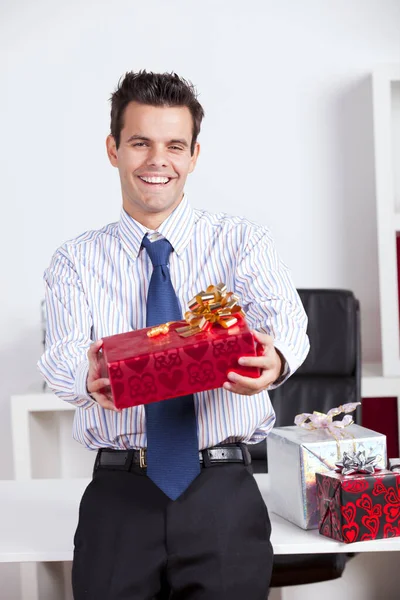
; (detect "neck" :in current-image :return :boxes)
[133,214,165,230]
[123,195,184,230]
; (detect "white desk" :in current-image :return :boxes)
[2,475,400,564]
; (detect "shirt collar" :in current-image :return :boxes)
[118,208,149,260]
[118,196,195,260]
[157,196,195,258]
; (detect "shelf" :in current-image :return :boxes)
[11,393,93,481]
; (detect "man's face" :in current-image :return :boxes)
[106,101,200,224]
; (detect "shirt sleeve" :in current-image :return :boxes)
[235,225,310,387]
[37,247,96,408]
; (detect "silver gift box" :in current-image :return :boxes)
[267,424,387,530]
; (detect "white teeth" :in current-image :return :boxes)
[139,176,170,184]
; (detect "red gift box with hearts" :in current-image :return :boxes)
[101,318,261,410]
[316,470,400,543]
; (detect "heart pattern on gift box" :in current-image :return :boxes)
[322,522,331,537]
[125,356,150,373]
[321,476,332,500]
[384,503,400,522]
[342,523,359,543]
[154,350,182,371]
[128,374,156,399]
[158,370,184,391]
[141,374,157,396]
[183,344,209,361]
[212,338,240,358]
[372,504,382,517]
[188,361,215,385]
[341,479,369,494]
[319,471,400,544]
[356,494,373,512]
[361,515,380,537]
[385,487,400,505]
[384,523,400,538]
[109,364,124,379]
[341,502,356,524]
[361,533,374,542]
[373,480,387,496]
[128,375,142,397]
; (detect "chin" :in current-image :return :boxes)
[144,195,181,211]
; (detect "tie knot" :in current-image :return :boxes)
[142,235,173,267]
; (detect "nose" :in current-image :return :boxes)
[146,144,169,168]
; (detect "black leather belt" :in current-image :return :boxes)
[94,444,251,472]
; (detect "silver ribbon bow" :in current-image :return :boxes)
[335,450,381,475]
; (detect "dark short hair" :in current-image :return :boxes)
[110,70,205,155]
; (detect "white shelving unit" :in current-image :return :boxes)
[11,394,94,600]
[372,64,400,376]
[11,393,94,481]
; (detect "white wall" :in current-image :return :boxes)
[1,0,400,597]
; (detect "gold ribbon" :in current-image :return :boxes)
[147,283,245,338]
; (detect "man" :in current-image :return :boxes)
[38,71,309,599]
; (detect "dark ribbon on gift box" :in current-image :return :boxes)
[319,484,342,539]
[389,458,400,473]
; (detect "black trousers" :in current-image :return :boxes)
[72,458,273,600]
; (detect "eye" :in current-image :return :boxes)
[169,145,184,151]
[132,142,148,147]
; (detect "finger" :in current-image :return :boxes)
[227,370,272,390]
[91,392,120,412]
[87,340,103,362]
[238,355,272,369]
[88,378,111,393]
[223,381,262,396]
[252,330,274,346]
[223,381,251,395]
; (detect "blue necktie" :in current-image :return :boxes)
[142,235,200,500]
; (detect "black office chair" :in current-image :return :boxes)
[248,289,361,587]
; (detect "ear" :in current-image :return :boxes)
[106,135,118,167]
[188,142,200,174]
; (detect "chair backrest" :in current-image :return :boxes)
[249,289,361,472]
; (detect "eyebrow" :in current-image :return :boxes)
[126,135,151,143]
[126,135,189,148]
[169,139,189,148]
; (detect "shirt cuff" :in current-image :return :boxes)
[267,342,298,390]
[74,359,97,408]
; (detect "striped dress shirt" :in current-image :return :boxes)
[38,197,309,451]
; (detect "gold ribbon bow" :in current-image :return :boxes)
[147,283,245,338]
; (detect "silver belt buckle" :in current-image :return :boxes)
[139,448,147,468]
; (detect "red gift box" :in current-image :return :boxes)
[316,469,400,543]
[101,319,261,410]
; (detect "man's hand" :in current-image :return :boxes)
[223,331,284,396]
[87,340,120,411]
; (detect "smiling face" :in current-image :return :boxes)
[106,101,200,228]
